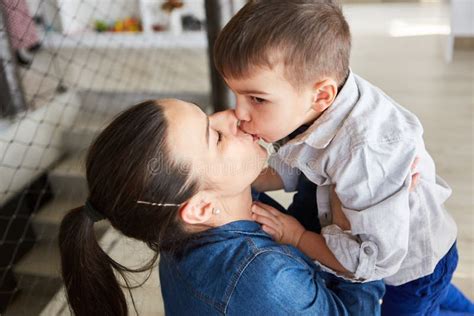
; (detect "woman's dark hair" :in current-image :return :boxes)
[59,100,199,315]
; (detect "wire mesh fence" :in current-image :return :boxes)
[0,0,239,314]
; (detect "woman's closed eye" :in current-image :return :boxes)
[216,130,222,144]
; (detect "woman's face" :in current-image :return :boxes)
[161,99,268,196]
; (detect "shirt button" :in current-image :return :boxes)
[363,246,374,256]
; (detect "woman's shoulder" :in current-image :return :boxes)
[235,224,317,272]
[245,236,314,268]
[240,242,317,282]
[160,223,314,314]
[237,234,319,285]
[224,247,327,314]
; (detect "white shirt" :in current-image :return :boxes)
[268,71,457,285]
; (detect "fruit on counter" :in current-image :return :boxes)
[94,17,142,33]
[95,20,109,32]
[121,17,141,32]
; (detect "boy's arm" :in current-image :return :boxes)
[252,150,421,280]
[261,153,301,192]
[330,187,351,231]
[329,159,420,232]
[251,167,284,192]
[322,140,418,281]
[297,230,351,275]
[251,201,350,274]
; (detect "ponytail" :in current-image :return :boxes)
[59,207,128,316]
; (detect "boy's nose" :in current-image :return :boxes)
[235,103,251,122]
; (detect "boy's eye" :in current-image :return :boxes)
[217,131,222,143]
[250,96,266,104]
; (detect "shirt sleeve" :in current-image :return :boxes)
[226,250,385,316]
[268,152,301,192]
[321,140,417,281]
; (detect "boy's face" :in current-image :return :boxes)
[225,63,319,143]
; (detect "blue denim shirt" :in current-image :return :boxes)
[159,220,384,315]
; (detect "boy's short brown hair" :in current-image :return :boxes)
[214,0,351,87]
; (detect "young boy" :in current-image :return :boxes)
[213,0,474,315]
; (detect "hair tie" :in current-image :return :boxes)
[83,200,106,222]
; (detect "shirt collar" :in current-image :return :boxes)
[285,70,359,149]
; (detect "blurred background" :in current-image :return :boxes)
[0,0,472,314]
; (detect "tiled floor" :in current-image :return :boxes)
[40,2,473,315]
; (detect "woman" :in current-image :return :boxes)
[59,99,384,315]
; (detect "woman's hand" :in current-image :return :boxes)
[251,201,306,247]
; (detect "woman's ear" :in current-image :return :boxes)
[311,78,338,113]
[179,192,214,225]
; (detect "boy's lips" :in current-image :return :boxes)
[238,126,261,142]
[247,131,261,142]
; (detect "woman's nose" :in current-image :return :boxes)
[210,110,238,136]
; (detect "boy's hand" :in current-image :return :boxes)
[251,201,306,247]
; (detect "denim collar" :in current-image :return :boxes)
[283,70,359,149]
[196,220,268,240]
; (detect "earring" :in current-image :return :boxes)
[212,208,221,215]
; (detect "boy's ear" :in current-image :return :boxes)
[179,191,214,225]
[311,79,338,113]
